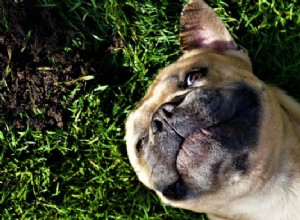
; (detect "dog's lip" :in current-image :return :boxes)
[177,102,257,151]
[199,127,213,136]
[157,99,259,199]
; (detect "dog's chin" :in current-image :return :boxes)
[160,135,219,202]
[160,130,220,201]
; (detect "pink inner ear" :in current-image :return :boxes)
[180,0,237,51]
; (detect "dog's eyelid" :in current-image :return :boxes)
[135,135,148,156]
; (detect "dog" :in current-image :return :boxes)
[125,0,300,219]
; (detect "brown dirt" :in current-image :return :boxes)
[0,1,132,130]
[0,1,91,129]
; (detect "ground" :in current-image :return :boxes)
[0,0,299,219]
[0,1,131,130]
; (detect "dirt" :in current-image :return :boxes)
[0,1,80,129]
[0,1,131,130]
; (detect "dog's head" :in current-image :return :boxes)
[125,0,284,214]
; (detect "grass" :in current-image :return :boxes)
[1,0,300,219]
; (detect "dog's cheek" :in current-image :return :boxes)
[143,121,184,191]
[176,132,224,192]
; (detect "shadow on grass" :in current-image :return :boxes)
[223,0,300,99]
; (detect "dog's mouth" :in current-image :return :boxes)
[147,83,261,201]
[162,102,257,200]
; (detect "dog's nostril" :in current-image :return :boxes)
[152,119,163,134]
[162,108,173,118]
[161,104,176,118]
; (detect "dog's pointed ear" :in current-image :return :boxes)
[180,0,237,51]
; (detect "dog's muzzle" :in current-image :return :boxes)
[145,82,261,200]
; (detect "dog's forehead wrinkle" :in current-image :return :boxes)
[169,73,180,82]
[177,49,252,73]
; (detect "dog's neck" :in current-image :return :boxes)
[207,86,300,220]
[274,86,300,166]
[208,164,300,220]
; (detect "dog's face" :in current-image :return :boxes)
[126,0,285,214]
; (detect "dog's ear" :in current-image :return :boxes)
[180,0,237,51]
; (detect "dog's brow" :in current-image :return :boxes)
[169,74,187,89]
[170,74,180,81]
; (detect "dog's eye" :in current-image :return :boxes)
[135,136,147,156]
[185,68,208,86]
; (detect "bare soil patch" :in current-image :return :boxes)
[0,1,90,129]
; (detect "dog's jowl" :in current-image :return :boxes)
[125,0,300,219]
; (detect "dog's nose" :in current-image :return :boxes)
[151,103,177,134]
[151,96,185,134]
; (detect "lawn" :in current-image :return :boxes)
[0,0,299,219]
